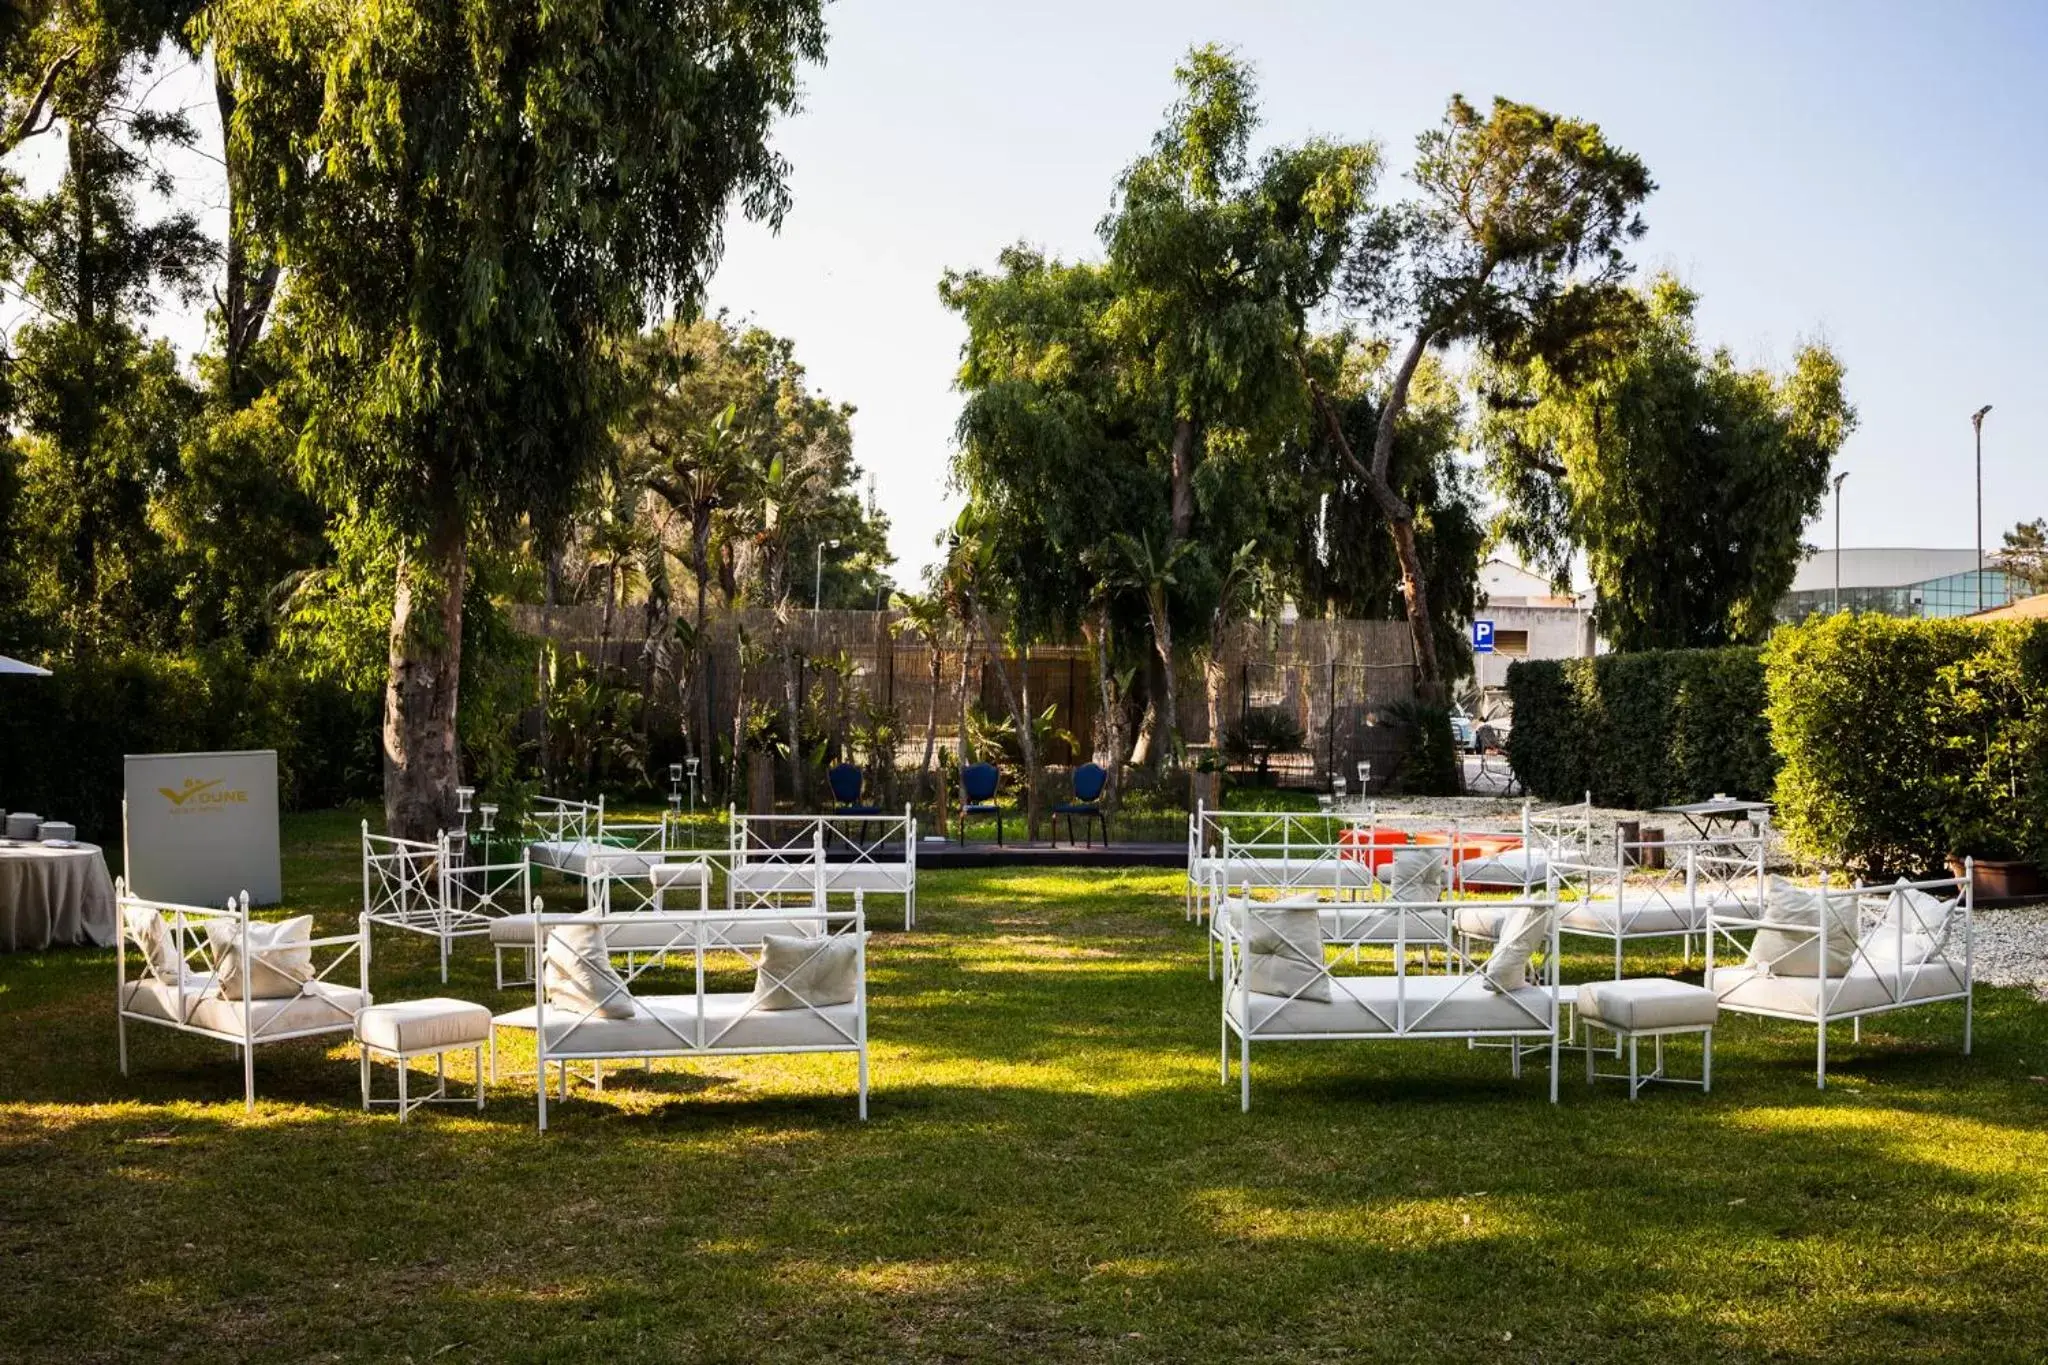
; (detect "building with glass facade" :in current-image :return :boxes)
[1777,548,2021,622]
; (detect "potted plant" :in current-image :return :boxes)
[1944,818,2040,900]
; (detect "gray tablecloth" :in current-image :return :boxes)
[0,841,118,950]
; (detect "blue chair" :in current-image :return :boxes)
[1050,762,1109,847]
[959,762,1004,845]
[827,763,881,815]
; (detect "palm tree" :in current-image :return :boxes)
[1095,528,1194,768]
[892,588,950,809]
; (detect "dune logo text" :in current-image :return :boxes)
[158,777,248,810]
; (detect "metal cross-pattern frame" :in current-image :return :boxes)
[728,807,920,930]
[1218,880,1562,1110]
[499,896,871,1131]
[115,884,371,1112]
[362,822,530,982]
[1706,865,1974,1089]
[1549,829,1768,978]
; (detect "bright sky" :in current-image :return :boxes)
[23,1,2046,587]
[707,0,2048,582]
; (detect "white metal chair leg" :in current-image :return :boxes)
[117,1014,128,1076]
[243,1042,256,1113]
[1628,1035,1640,1100]
[858,1049,870,1119]
[477,1044,488,1110]
[1702,1030,1713,1093]
[1964,993,1974,1055]
[1240,1033,1251,1112]
[1816,1022,1828,1090]
[360,1045,371,1110]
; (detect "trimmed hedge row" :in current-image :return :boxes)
[1764,613,2048,877]
[1505,647,1775,810]
[0,651,379,845]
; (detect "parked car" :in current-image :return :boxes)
[1449,713,1478,753]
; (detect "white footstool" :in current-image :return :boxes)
[356,998,494,1121]
[1576,979,1717,1099]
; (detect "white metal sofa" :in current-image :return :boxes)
[116,883,370,1111]
[1544,830,1767,976]
[730,808,918,929]
[362,823,530,981]
[492,895,871,1130]
[1707,867,1973,1088]
[1206,839,1457,979]
[1186,808,1376,921]
[1219,881,1563,1109]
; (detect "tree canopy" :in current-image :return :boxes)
[1480,276,1855,649]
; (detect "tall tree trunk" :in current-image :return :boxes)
[917,649,940,807]
[691,514,713,773]
[384,500,466,840]
[781,621,805,807]
[1168,417,1198,541]
[1086,607,1125,812]
[1146,588,1179,767]
[1305,346,1446,699]
[215,74,278,401]
[972,603,1040,839]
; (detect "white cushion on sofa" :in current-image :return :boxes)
[206,915,314,1000]
[755,933,861,1010]
[543,925,639,1020]
[1230,973,1553,1035]
[1746,878,1858,977]
[1483,906,1551,993]
[1242,905,1330,1002]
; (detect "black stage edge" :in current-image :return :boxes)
[916,839,1185,869]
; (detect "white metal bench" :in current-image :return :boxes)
[116,883,370,1111]
[729,808,918,929]
[362,823,530,981]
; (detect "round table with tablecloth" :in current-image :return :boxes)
[0,840,118,950]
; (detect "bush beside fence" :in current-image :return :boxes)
[0,652,379,845]
[1763,613,2048,876]
[1505,648,1775,809]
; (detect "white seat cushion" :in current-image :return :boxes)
[1712,961,1965,1018]
[529,841,657,878]
[650,862,710,888]
[1230,973,1554,1036]
[1322,906,1452,944]
[494,992,860,1053]
[1575,978,1718,1031]
[122,979,365,1038]
[1451,904,1516,939]
[1561,894,1710,936]
[1456,849,1549,890]
[357,997,492,1053]
[489,912,827,951]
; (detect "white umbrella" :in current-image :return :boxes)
[0,653,51,676]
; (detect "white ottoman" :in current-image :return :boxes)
[1576,978,1717,1099]
[356,997,493,1120]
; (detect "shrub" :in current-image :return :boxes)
[0,650,379,844]
[1764,613,2048,876]
[1505,647,1774,808]
[1221,708,1306,781]
[1382,699,1461,796]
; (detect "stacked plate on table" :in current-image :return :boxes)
[5,812,41,841]
[38,821,76,846]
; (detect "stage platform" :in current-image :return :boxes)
[915,839,1185,870]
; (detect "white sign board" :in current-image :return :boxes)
[123,750,283,906]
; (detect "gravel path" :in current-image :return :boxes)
[1971,907,2048,1000]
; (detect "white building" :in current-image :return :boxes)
[1470,558,1598,693]
[1779,547,2019,620]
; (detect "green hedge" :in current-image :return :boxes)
[0,651,379,845]
[1505,647,1775,809]
[1764,614,2048,876]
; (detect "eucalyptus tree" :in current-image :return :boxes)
[209,0,826,837]
[1321,95,1653,695]
[3,0,214,653]
[1479,277,1853,649]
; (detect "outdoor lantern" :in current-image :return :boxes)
[670,763,684,784]
[1332,775,1348,800]
[478,803,497,834]
[1357,760,1371,790]
[686,756,700,778]
[456,786,475,816]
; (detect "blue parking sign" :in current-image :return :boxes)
[1472,620,1495,653]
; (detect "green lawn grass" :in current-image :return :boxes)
[3,807,2046,1362]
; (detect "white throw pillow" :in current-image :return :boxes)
[1746,878,1858,977]
[543,924,640,1020]
[1881,880,1954,941]
[1389,848,1446,902]
[127,906,185,982]
[1482,906,1550,993]
[207,915,314,1000]
[1242,905,1331,1002]
[754,933,862,1010]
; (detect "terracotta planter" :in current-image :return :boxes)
[1946,856,2042,901]
[748,755,776,816]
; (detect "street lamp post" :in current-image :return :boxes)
[1972,405,1993,611]
[1832,471,1849,614]
[813,537,842,616]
